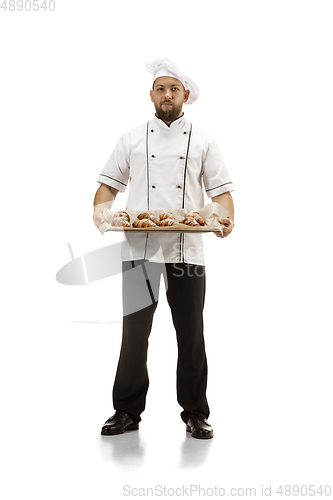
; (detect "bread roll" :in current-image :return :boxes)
[184,211,205,226]
[132,219,157,228]
[111,217,131,227]
[158,218,178,226]
[181,216,200,226]
[137,211,153,219]
[137,212,159,224]
[159,212,176,221]
[112,211,130,222]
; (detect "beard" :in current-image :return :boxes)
[154,100,183,124]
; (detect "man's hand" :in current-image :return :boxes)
[93,184,119,229]
[214,217,234,238]
[93,209,106,228]
[211,192,235,239]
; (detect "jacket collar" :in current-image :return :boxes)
[153,113,188,130]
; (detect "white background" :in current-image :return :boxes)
[1,0,332,498]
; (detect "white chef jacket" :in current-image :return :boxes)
[97,114,234,265]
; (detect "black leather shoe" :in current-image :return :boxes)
[101,410,139,435]
[186,412,214,439]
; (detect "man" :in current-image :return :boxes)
[93,58,235,439]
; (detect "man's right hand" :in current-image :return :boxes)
[93,184,119,229]
[93,210,106,228]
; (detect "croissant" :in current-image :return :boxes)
[137,211,153,219]
[158,218,178,226]
[111,217,131,227]
[137,212,159,224]
[159,212,176,221]
[132,219,157,228]
[184,211,205,226]
[112,211,130,222]
[181,217,200,226]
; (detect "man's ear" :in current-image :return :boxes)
[150,90,154,102]
[184,89,190,103]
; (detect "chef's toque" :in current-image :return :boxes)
[146,57,200,105]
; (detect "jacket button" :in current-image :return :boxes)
[177,185,182,189]
[180,156,184,160]
[152,185,156,188]
[152,155,156,158]
[151,129,154,132]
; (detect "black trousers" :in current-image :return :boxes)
[112,260,209,424]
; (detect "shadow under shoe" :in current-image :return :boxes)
[101,410,139,436]
[186,412,214,439]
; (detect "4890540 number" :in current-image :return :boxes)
[276,485,332,496]
[1,0,55,10]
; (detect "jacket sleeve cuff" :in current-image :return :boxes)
[206,181,235,198]
[97,173,127,192]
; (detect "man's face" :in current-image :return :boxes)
[150,76,190,124]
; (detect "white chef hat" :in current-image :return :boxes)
[146,57,200,105]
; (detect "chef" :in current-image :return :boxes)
[93,57,235,439]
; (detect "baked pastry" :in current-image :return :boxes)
[110,217,131,227]
[158,218,178,226]
[112,211,130,222]
[132,219,157,228]
[137,211,159,224]
[184,211,205,226]
[137,211,153,219]
[159,212,177,221]
[181,216,200,226]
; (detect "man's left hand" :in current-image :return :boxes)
[214,217,234,238]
